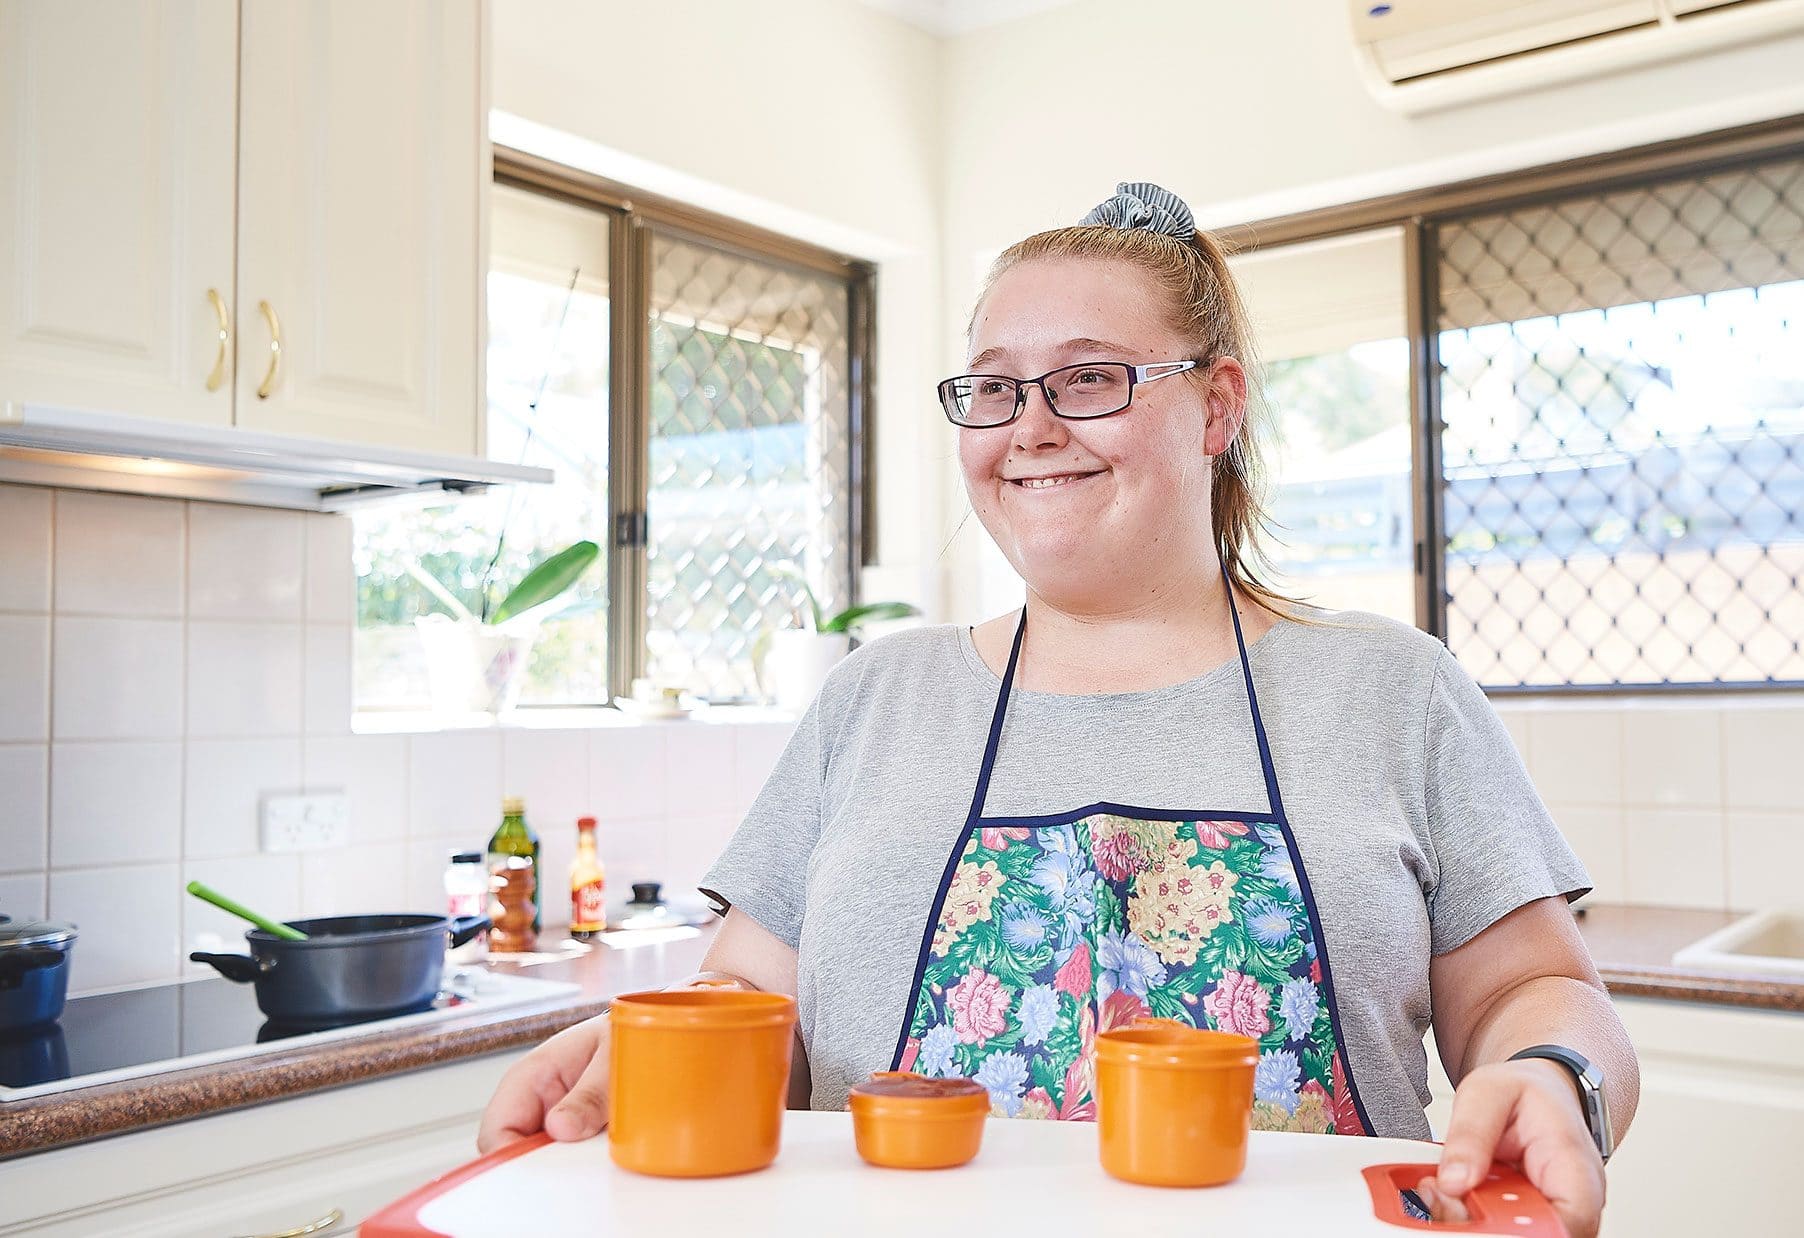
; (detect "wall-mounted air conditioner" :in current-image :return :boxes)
[1350,0,1804,114]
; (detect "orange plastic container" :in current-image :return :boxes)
[1094,1018,1258,1188]
[847,1072,989,1170]
[606,987,797,1178]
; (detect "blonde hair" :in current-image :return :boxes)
[974,224,1300,618]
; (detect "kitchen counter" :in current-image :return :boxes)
[1577,902,1802,1010]
[5,903,1798,1161]
[0,926,716,1160]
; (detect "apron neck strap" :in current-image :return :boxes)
[966,609,1027,827]
[965,565,1286,824]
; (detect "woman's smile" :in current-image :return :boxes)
[1006,469,1105,491]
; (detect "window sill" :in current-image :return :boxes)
[351,703,798,735]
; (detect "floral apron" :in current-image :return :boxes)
[891,582,1373,1136]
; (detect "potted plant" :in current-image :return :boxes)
[758,572,919,711]
[411,541,599,716]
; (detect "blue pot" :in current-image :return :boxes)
[0,915,76,1031]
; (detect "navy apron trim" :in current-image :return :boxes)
[886,611,1029,1071]
[1223,564,1286,822]
[975,802,1282,828]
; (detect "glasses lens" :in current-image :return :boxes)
[944,375,1018,426]
[1047,363,1131,417]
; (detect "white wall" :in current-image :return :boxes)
[490,0,953,614]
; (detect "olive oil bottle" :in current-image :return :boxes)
[486,797,541,934]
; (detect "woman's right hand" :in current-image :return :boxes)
[477,1014,614,1154]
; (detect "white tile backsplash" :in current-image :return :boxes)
[1528,711,1622,806]
[52,616,182,739]
[300,842,408,917]
[0,615,51,741]
[303,734,408,842]
[50,742,183,867]
[0,485,52,611]
[590,726,669,820]
[53,490,184,617]
[1722,708,1804,813]
[0,872,47,919]
[1623,808,1727,909]
[664,723,738,816]
[51,863,181,993]
[187,503,304,621]
[503,729,590,834]
[0,744,49,872]
[304,515,354,623]
[1622,710,1723,808]
[186,621,304,737]
[304,624,354,736]
[1724,811,1804,913]
[184,738,305,858]
[408,730,503,839]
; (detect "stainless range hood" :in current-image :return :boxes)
[0,404,552,511]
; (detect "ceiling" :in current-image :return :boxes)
[853,0,1083,36]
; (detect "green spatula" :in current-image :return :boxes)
[185,880,309,941]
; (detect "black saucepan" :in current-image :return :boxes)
[190,914,489,1025]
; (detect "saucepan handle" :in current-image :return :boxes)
[1362,1162,1564,1235]
[188,951,271,983]
[446,915,492,949]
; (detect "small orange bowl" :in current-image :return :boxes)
[847,1072,989,1170]
[1095,1019,1258,1188]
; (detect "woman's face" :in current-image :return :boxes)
[957,257,1242,609]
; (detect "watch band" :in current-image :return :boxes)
[1509,1043,1615,1162]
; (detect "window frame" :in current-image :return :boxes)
[492,147,876,703]
[1217,114,1804,696]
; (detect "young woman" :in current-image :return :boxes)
[481,183,1637,1237]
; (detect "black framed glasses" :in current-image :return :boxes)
[936,360,1199,428]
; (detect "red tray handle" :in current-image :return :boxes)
[1363,1162,1567,1236]
[360,1132,552,1238]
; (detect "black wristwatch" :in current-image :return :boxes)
[1509,1044,1614,1162]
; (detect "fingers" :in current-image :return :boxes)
[1413,1177,1471,1225]
[1521,1133,1606,1238]
[477,1055,557,1154]
[1437,1071,1517,1196]
[544,1031,615,1142]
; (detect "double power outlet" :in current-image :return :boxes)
[260,792,351,853]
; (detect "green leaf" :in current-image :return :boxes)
[818,600,921,634]
[491,541,599,623]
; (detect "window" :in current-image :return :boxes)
[1434,154,1804,688]
[1225,126,1804,693]
[354,167,871,710]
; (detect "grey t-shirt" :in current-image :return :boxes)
[700,612,1588,1140]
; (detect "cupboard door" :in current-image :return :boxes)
[0,0,237,426]
[235,0,482,454]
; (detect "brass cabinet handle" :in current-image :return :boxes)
[234,1208,345,1238]
[256,299,283,399]
[205,288,231,392]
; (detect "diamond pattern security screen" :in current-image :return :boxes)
[1434,154,1804,689]
[644,234,855,700]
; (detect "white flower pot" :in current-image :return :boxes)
[760,629,852,712]
[415,615,539,716]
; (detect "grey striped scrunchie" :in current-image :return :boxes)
[1078,181,1196,242]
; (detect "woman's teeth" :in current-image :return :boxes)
[1016,474,1085,489]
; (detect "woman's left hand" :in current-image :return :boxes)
[1416,1058,1606,1238]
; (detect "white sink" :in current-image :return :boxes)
[1673,909,1804,979]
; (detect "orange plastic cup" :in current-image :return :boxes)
[1094,1018,1258,1187]
[848,1072,989,1170]
[607,987,797,1177]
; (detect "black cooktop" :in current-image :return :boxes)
[0,977,466,1093]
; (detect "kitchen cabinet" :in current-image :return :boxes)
[0,0,237,429]
[0,0,484,456]
[0,1052,523,1237]
[1425,997,1804,1238]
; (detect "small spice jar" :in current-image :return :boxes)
[1094,1018,1258,1188]
[847,1071,989,1170]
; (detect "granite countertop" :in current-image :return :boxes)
[0,926,716,1161]
[5,903,1798,1160]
